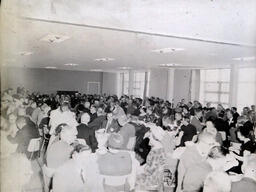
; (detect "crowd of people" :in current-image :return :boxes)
[1,87,256,192]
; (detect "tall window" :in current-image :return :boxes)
[199,69,230,108]
[237,67,256,112]
[133,72,146,98]
[120,72,129,95]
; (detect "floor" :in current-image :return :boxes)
[23,153,45,192]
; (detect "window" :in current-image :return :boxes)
[120,72,129,95]
[119,71,147,98]
[133,72,145,98]
[199,69,231,108]
[236,67,256,112]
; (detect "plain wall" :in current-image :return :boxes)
[148,68,168,99]
[102,72,118,95]
[148,68,193,103]
[173,69,192,104]
[1,67,104,94]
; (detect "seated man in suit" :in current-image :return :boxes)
[191,108,204,133]
[77,113,98,153]
[7,116,40,159]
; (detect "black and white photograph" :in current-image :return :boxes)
[0,0,256,192]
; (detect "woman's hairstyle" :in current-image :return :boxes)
[54,123,68,136]
[70,144,90,157]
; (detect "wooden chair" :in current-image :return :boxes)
[27,138,41,160]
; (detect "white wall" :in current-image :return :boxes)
[173,69,192,104]
[190,69,200,102]
[148,68,168,99]
[1,67,105,94]
[102,72,118,95]
[148,68,194,104]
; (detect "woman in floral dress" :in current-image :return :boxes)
[135,130,167,191]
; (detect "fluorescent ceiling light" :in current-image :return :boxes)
[64,63,79,66]
[90,69,103,72]
[19,51,33,56]
[232,56,255,61]
[119,67,131,70]
[95,58,115,62]
[151,48,185,53]
[40,34,70,43]
[45,66,57,69]
[159,63,181,67]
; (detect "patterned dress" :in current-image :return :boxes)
[136,147,166,190]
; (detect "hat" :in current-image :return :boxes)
[107,133,124,149]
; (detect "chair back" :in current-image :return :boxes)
[76,138,87,145]
[27,138,41,152]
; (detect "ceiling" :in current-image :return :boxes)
[1,0,256,72]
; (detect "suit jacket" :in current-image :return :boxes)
[102,119,121,133]
[88,115,106,130]
[77,123,98,152]
[8,124,40,159]
[191,116,204,133]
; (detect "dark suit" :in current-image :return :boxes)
[88,115,106,130]
[77,123,98,152]
[8,123,40,159]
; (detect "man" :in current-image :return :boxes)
[117,115,136,150]
[176,131,218,192]
[49,101,78,136]
[31,101,43,125]
[7,116,40,159]
[83,101,91,114]
[191,108,204,133]
[231,107,240,123]
[88,105,106,130]
[89,104,98,123]
[77,113,98,153]
[46,124,77,169]
[102,107,121,133]
[214,110,229,134]
[231,154,256,192]
[179,115,197,147]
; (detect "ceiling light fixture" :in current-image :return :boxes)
[90,69,103,72]
[64,63,79,66]
[119,67,131,70]
[40,34,70,43]
[151,48,185,53]
[19,51,33,56]
[232,56,255,61]
[45,66,57,69]
[95,58,115,62]
[159,63,181,67]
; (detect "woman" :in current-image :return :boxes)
[135,130,167,191]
